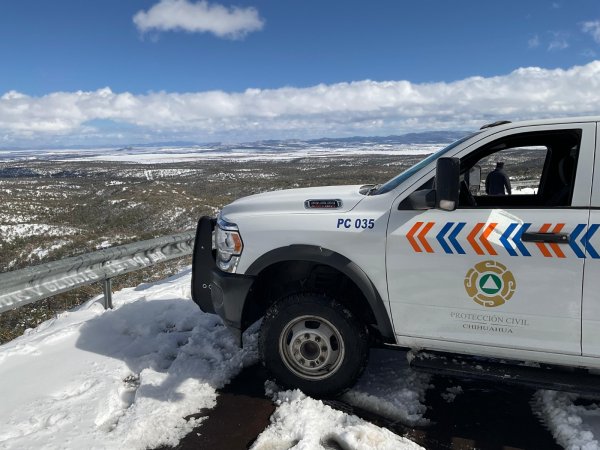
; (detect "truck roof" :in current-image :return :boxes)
[480,116,599,133]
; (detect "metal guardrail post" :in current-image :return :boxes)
[102,278,113,310]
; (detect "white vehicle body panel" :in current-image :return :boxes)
[582,124,600,357]
[228,204,392,315]
[224,185,366,216]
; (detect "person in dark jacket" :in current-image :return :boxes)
[485,162,512,195]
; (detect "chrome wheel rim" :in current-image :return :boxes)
[278,315,345,380]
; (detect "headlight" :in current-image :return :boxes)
[215,218,243,272]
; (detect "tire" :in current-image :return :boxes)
[259,292,369,397]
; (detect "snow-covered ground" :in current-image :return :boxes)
[63,145,438,163]
[0,270,258,449]
[2,267,599,449]
[0,223,79,242]
[28,240,70,261]
[0,143,439,164]
[0,269,428,449]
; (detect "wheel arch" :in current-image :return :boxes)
[243,245,395,344]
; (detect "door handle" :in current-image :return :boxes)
[521,232,570,244]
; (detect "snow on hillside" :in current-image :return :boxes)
[0,142,442,164]
[0,223,80,242]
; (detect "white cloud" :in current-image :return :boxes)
[548,31,569,50]
[133,0,264,39]
[582,48,598,59]
[528,34,540,49]
[582,20,600,44]
[3,61,600,145]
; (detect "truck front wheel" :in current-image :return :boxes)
[259,293,369,396]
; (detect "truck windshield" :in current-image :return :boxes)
[373,132,479,195]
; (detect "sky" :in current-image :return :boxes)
[1,0,600,147]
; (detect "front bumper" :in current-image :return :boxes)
[191,216,255,344]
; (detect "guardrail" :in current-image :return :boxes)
[0,231,195,314]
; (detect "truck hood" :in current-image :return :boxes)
[221,185,367,217]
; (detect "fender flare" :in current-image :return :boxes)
[246,245,395,342]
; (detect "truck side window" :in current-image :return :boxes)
[458,129,581,208]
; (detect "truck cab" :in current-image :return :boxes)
[192,117,600,395]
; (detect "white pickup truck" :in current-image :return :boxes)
[192,117,600,396]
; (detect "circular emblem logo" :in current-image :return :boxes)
[464,260,516,307]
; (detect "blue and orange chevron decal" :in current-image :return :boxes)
[436,222,466,254]
[406,221,435,253]
[499,223,531,257]
[535,224,566,258]
[569,223,599,259]
[406,221,600,259]
[467,223,497,256]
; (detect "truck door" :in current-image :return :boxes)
[582,123,600,357]
[386,123,595,356]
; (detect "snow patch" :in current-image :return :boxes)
[512,186,539,195]
[252,389,423,450]
[441,386,463,403]
[96,240,112,249]
[0,223,79,242]
[533,390,600,450]
[28,240,69,260]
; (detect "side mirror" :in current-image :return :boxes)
[436,157,460,211]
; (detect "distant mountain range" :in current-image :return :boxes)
[1,131,471,151]
[305,131,470,145]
